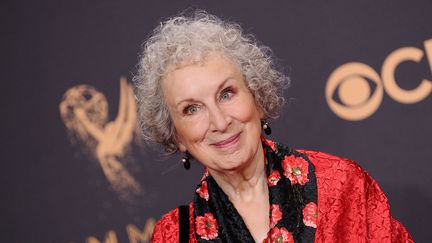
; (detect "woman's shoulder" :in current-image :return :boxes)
[297,149,377,201]
[151,202,194,242]
[297,149,413,242]
[297,149,368,181]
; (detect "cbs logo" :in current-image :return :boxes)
[326,39,432,121]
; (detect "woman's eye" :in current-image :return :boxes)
[220,88,233,102]
[183,105,200,115]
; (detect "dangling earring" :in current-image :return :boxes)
[262,120,272,135]
[181,152,191,170]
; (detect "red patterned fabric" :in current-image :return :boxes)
[151,150,413,243]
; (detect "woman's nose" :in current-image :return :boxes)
[208,106,231,133]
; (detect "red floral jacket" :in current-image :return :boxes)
[151,150,413,242]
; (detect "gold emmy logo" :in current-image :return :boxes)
[59,77,142,202]
[326,39,432,121]
[84,220,155,243]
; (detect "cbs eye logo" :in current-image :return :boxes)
[326,39,432,121]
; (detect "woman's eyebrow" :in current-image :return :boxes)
[175,98,200,109]
[215,77,232,93]
[175,77,233,107]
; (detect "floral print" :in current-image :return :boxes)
[270,204,282,227]
[282,154,309,185]
[265,139,277,151]
[196,181,209,201]
[195,213,219,240]
[303,202,318,228]
[193,138,317,242]
[264,226,294,243]
[268,170,281,186]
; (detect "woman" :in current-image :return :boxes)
[134,11,412,242]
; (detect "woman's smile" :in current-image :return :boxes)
[210,132,242,150]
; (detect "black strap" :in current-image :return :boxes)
[178,205,190,243]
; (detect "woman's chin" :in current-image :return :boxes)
[209,152,254,173]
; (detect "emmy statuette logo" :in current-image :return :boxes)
[326,39,432,121]
[59,77,142,202]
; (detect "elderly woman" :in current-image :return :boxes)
[134,11,412,243]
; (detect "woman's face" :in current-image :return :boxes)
[161,53,264,173]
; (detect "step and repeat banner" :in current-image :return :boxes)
[3,0,431,242]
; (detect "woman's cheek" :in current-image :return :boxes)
[181,115,210,142]
[230,99,258,122]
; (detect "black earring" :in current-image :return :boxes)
[262,121,272,135]
[181,152,191,170]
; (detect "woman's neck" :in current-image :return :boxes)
[208,144,270,242]
[209,144,267,203]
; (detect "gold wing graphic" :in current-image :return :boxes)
[60,77,142,202]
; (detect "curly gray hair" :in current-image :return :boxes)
[133,10,289,153]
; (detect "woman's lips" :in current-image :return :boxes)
[211,132,241,149]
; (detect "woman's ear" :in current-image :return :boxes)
[175,134,187,152]
[178,142,187,153]
[258,105,265,119]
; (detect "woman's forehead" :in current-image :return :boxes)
[161,53,244,104]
